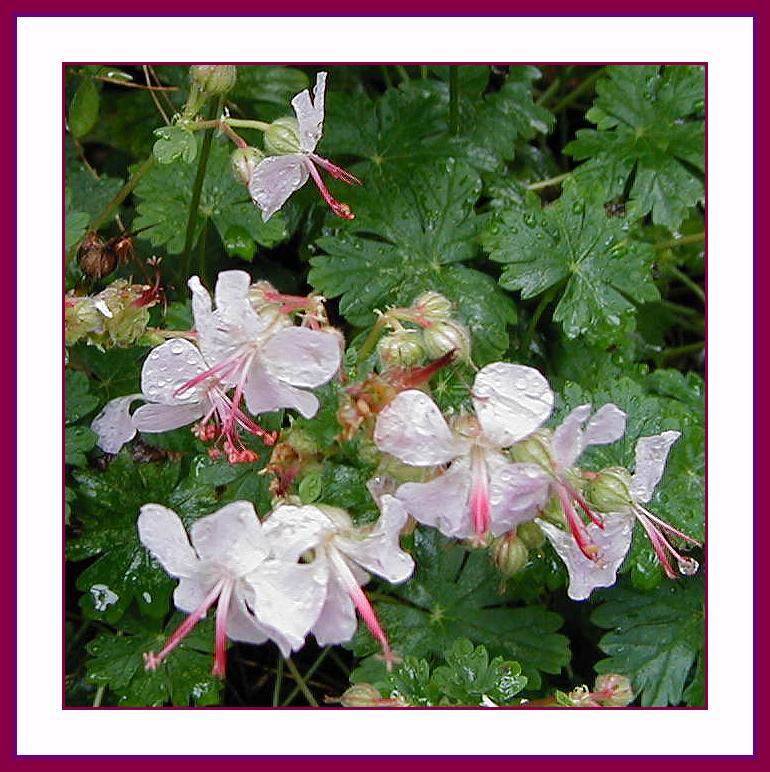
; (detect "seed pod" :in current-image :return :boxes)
[77,231,116,279]
[491,533,529,578]
[189,65,237,95]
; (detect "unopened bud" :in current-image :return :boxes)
[422,319,471,360]
[517,521,545,549]
[593,674,633,706]
[509,429,553,471]
[231,146,265,185]
[377,330,425,368]
[492,533,529,578]
[264,117,301,155]
[586,467,634,512]
[190,65,237,95]
[64,294,103,346]
[339,683,407,708]
[411,291,454,323]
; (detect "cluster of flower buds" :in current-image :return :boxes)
[89,270,342,464]
[65,279,161,349]
[559,674,634,708]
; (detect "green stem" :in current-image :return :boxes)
[420,65,429,80]
[272,654,284,707]
[93,685,105,707]
[536,77,562,106]
[281,649,331,707]
[223,118,270,132]
[527,172,570,191]
[524,287,558,350]
[449,67,460,135]
[657,341,704,363]
[550,67,605,113]
[89,156,156,231]
[283,656,318,707]
[357,315,389,363]
[395,65,410,84]
[665,265,705,303]
[380,66,393,89]
[181,100,221,282]
[328,648,351,676]
[653,232,705,250]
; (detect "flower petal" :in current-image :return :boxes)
[245,560,328,656]
[551,404,592,469]
[584,403,627,446]
[292,71,326,153]
[261,327,341,388]
[190,501,269,576]
[396,457,474,539]
[487,454,551,535]
[174,575,215,613]
[472,362,554,448]
[141,339,209,404]
[226,594,270,645]
[243,362,319,418]
[311,572,357,647]
[133,401,206,433]
[90,393,142,453]
[262,504,335,561]
[630,431,681,503]
[538,514,634,601]
[137,503,198,578]
[248,155,309,221]
[374,390,465,466]
[334,495,415,584]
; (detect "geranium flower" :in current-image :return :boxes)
[262,496,414,669]
[373,362,556,541]
[137,501,326,677]
[248,72,361,221]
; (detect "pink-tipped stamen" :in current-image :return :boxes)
[556,485,599,562]
[212,580,234,678]
[563,482,605,530]
[636,504,702,547]
[143,579,224,672]
[305,159,355,220]
[634,507,700,579]
[309,153,362,186]
[469,446,491,541]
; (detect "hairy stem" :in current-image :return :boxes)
[89,156,156,231]
[281,649,331,707]
[528,172,570,191]
[550,67,605,113]
[283,656,318,707]
[272,654,284,706]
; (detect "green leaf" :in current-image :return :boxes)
[65,162,124,222]
[592,576,704,706]
[230,66,309,118]
[69,77,100,138]
[351,528,570,689]
[65,209,89,250]
[565,66,704,230]
[134,137,288,254]
[310,159,516,364]
[223,224,256,261]
[152,125,198,164]
[85,614,222,706]
[65,426,97,467]
[482,177,659,342]
[65,369,99,424]
[69,452,217,622]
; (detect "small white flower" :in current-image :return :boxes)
[374,362,555,541]
[263,496,414,669]
[137,500,326,677]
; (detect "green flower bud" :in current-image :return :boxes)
[98,281,153,348]
[586,466,634,512]
[231,146,265,185]
[264,117,301,155]
[189,65,237,95]
[411,291,454,323]
[509,429,553,471]
[377,330,425,368]
[593,674,634,707]
[517,521,545,549]
[339,684,407,708]
[491,533,529,578]
[422,319,471,360]
[539,493,567,527]
[64,295,103,346]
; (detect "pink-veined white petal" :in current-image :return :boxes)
[311,570,358,647]
[262,504,335,562]
[472,362,554,448]
[630,431,681,503]
[248,155,309,221]
[487,454,552,535]
[137,504,199,578]
[141,339,209,404]
[91,393,142,453]
[132,401,207,434]
[225,595,270,646]
[261,326,341,388]
[374,390,466,466]
[292,71,326,153]
[584,403,627,446]
[551,404,593,469]
[174,574,216,613]
[243,362,320,418]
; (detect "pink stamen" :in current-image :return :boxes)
[636,514,678,579]
[637,505,702,547]
[564,482,605,530]
[309,153,362,186]
[634,506,700,579]
[305,159,355,220]
[556,485,599,561]
[469,447,491,541]
[144,579,224,671]
[212,580,234,678]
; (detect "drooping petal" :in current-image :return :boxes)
[487,453,551,535]
[396,457,474,539]
[261,326,341,388]
[551,404,593,469]
[262,504,335,562]
[630,431,681,503]
[334,495,415,584]
[137,503,198,578]
[91,393,142,453]
[538,514,634,601]
[374,390,466,466]
[243,361,319,418]
[248,155,309,221]
[292,71,326,153]
[190,501,269,576]
[141,339,209,405]
[472,362,554,448]
[226,595,270,646]
[244,560,328,656]
[584,403,627,446]
[132,401,206,433]
[311,571,357,647]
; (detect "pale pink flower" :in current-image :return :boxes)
[248,72,361,221]
[137,501,326,677]
[374,362,556,541]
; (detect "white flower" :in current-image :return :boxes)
[137,501,326,676]
[373,362,555,541]
[263,495,414,669]
[248,72,361,221]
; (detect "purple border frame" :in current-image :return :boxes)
[7,0,763,763]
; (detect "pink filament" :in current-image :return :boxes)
[212,580,234,678]
[469,447,491,540]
